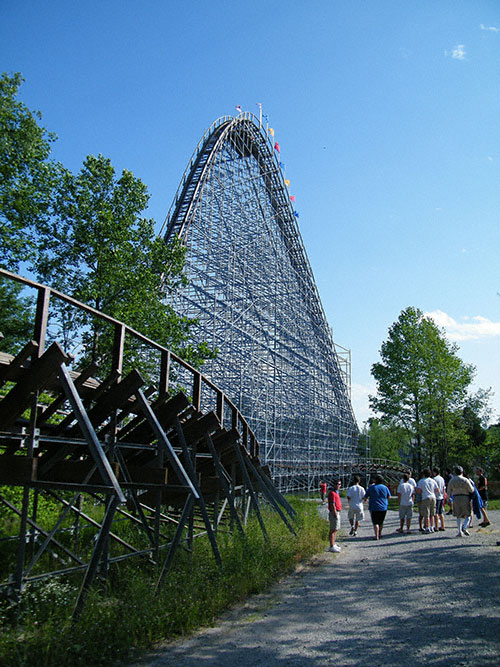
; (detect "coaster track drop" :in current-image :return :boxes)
[161,113,359,492]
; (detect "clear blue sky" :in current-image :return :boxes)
[2,1,500,425]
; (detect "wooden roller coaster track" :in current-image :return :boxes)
[0,269,296,619]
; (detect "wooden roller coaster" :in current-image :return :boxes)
[0,269,296,619]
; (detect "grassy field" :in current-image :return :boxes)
[0,497,327,667]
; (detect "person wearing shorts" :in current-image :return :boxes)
[364,474,391,541]
[397,473,415,533]
[416,469,439,534]
[327,479,342,553]
[448,466,474,536]
[347,475,365,537]
[320,480,327,505]
[432,467,446,531]
[444,468,453,514]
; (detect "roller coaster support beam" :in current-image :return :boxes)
[204,432,246,538]
[244,457,296,535]
[174,417,222,567]
[73,494,121,621]
[231,440,268,541]
[155,494,195,592]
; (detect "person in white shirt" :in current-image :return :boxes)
[416,468,439,533]
[347,475,366,537]
[400,471,416,490]
[396,473,415,533]
[432,467,446,531]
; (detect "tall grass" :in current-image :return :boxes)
[0,497,327,666]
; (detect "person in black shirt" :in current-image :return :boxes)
[476,468,488,505]
[444,468,453,515]
[476,468,491,527]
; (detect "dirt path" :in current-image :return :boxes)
[132,507,500,666]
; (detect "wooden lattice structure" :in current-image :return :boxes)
[0,269,295,619]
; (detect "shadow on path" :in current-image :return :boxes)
[132,509,500,667]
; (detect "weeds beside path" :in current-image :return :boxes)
[133,507,500,666]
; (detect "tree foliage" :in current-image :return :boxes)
[485,424,500,478]
[370,306,480,469]
[364,418,409,462]
[34,153,216,371]
[0,73,215,372]
[0,72,61,271]
[0,279,34,353]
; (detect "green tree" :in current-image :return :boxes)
[365,418,409,462]
[0,279,34,353]
[0,72,61,271]
[1,73,215,374]
[0,72,62,351]
[370,306,475,469]
[34,153,215,373]
[485,423,500,479]
[448,389,493,470]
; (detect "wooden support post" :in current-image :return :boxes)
[174,418,222,567]
[13,487,31,601]
[112,323,125,377]
[232,441,268,540]
[204,432,245,537]
[114,448,156,552]
[155,494,195,591]
[251,460,296,518]
[73,494,121,621]
[244,456,296,535]
[135,389,198,497]
[216,390,224,424]
[33,286,50,355]
[58,363,125,503]
[192,372,201,411]
[159,350,170,396]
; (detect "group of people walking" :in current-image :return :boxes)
[323,466,491,552]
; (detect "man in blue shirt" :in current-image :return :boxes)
[364,474,391,540]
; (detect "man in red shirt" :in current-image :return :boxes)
[328,480,342,553]
[320,480,327,505]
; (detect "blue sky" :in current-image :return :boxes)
[2,1,500,425]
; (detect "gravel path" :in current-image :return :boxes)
[132,507,500,666]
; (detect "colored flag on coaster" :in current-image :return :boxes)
[290,195,295,202]
[263,113,269,122]
[294,210,299,218]
[280,161,286,169]
[284,179,290,187]
[235,105,242,113]
[268,127,275,136]
[274,142,280,152]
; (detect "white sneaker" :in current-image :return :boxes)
[353,531,357,537]
[462,529,470,536]
[456,531,463,537]
[332,544,341,552]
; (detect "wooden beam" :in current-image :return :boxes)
[0,342,69,428]
[0,455,38,485]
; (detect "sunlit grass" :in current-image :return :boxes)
[0,497,327,666]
